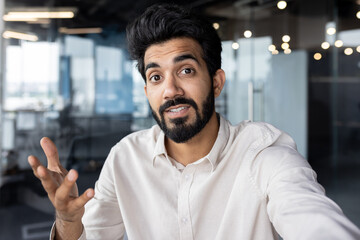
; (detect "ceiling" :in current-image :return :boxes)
[3,0,360,45]
[4,0,236,32]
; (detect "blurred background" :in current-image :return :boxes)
[0,0,359,239]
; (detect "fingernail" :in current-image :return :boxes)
[87,190,94,198]
[67,170,76,182]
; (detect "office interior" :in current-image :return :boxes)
[0,0,359,239]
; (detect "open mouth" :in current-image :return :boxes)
[165,105,190,117]
[167,106,189,113]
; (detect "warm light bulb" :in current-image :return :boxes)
[282,35,290,42]
[327,27,336,35]
[281,42,290,49]
[284,48,291,54]
[334,40,343,48]
[244,30,252,38]
[357,11,360,19]
[277,1,287,10]
[344,48,353,55]
[213,23,220,30]
[272,50,279,55]
[357,46,360,53]
[232,42,239,50]
[268,44,276,52]
[314,53,322,60]
[321,42,330,49]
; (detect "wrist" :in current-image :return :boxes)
[55,218,83,240]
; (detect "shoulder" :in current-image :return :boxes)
[235,120,305,167]
[220,119,289,166]
[227,120,285,153]
[236,121,312,196]
[232,120,283,142]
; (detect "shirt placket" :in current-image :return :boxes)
[178,166,195,240]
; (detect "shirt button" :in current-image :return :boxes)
[182,217,188,224]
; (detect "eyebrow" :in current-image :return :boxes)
[145,62,160,73]
[173,54,200,65]
[145,54,200,73]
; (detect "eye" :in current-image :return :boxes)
[149,74,161,82]
[180,68,194,75]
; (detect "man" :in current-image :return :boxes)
[28,4,360,240]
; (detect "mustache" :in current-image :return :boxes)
[159,97,198,114]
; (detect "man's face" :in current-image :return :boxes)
[144,37,215,143]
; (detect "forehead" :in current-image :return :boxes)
[144,37,203,64]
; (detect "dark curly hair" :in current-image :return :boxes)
[126,4,222,82]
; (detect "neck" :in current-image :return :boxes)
[165,112,219,166]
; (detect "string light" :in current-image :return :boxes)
[282,35,290,42]
[213,23,220,30]
[326,27,336,35]
[281,42,290,49]
[268,44,276,52]
[321,42,330,49]
[272,50,279,55]
[232,42,240,50]
[344,48,353,55]
[357,11,360,19]
[334,40,343,48]
[314,53,322,60]
[244,30,252,38]
[284,48,291,54]
[357,46,360,53]
[277,1,287,10]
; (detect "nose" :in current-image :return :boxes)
[163,74,184,100]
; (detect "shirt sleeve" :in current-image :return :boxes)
[49,222,55,240]
[81,146,125,240]
[259,142,360,239]
[49,222,86,240]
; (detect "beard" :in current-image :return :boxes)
[151,88,215,143]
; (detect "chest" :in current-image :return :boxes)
[115,157,272,240]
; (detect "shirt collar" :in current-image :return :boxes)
[151,114,230,171]
[206,115,230,171]
[152,128,167,166]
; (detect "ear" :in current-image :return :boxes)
[212,69,226,98]
[144,84,148,98]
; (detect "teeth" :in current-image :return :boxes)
[169,107,186,112]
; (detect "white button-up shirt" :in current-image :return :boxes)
[74,116,360,239]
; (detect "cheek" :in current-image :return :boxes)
[146,92,159,110]
[191,82,210,100]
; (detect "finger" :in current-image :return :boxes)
[40,137,61,170]
[37,165,58,198]
[69,188,95,211]
[28,155,42,178]
[55,169,79,205]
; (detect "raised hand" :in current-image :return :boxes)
[28,137,94,239]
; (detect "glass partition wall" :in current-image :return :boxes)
[0,0,359,239]
[0,2,147,238]
[211,0,360,226]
